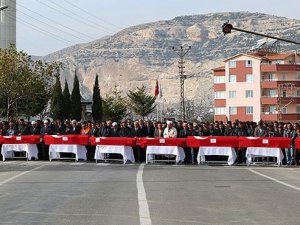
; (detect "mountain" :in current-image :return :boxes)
[43,11,300,110]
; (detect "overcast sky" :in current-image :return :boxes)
[13,0,300,56]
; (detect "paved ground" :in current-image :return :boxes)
[0,161,300,225]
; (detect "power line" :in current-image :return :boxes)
[5,11,76,46]
[48,0,117,33]
[35,0,115,34]
[62,0,123,30]
[17,2,97,41]
[14,6,90,43]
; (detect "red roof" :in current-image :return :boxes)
[263,53,294,60]
[212,66,225,71]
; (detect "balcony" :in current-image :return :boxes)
[261,80,300,88]
[261,80,278,88]
[261,64,300,72]
[261,97,278,104]
[279,113,300,121]
[260,113,278,121]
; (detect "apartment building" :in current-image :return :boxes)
[213,51,300,122]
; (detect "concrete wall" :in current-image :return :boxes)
[0,0,16,49]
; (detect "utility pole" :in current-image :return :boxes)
[172,46,191,121]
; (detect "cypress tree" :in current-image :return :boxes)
[71,72,82,121]
[92,74,102,121]
[50,76,64,120]
[62,79,71,119]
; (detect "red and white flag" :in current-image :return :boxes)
[154,79,159,97]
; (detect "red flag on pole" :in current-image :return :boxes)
[154,79,159,97]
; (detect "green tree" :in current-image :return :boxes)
[50,76,64,120]
[62,79,71,119]
[71,72,82,121]
[92,74,102,121]
[127,85,156,119]
[0,45,61,120]
[103,87,127,122]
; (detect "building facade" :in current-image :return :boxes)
[0,0,16,49]
[213,52,300,122]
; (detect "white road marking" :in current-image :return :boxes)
[0,165,44,186]
[136,164,152,225]
[249,168,300,192]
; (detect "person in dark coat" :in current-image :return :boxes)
[119,121,133,137]
[178,122,192,163]
[111,122,120,137]
[145,121,155,137]
[69,120,81,135]
[132,121,145,162]
[40,119,55,160]
[6,121,18,136]
[18,119,30,135]
[101,121,112,137]
[55,119,66,135]
[29,121,41,135]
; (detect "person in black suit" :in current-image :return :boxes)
[119,121,133,137]
[132,121,145,162]
[90,122,99,136]
[101,121,112,137]
[178,122,192,164]
[18,119,30,135]
[70,120,81,135]
[55,119,66,135]
[29,121,41,135]
[145,121,155,137]
[40,119,55,160]
[111,122,120,137]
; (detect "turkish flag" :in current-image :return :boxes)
[154,79,159,97]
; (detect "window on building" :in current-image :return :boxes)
[282,90,287,98]
[296,73,300,80]
[246,74,253,83]
[214,76,225,83]
[297,90,300,96]
[229,91,236,98]
[229,107,237,115]
[281,74,286,81]
[268,73,276,81]
[282,107,287,114]
[246,106,253,114]
[268,89,277,97]
[214,107,226,115]
[269,105,276,113]
[245,90,253,98]
[229,75,236,83]
[229,61,236,68]
[245,60,252,67]
[214,91,225,99]
[297,106,300,113]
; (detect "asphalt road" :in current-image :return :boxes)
[0,161,300,225]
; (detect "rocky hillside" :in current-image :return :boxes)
[43,11,300,108]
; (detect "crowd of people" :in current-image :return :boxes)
[0,118,299,165]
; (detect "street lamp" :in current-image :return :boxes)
[0,5,8,11]
[222,21,300,46]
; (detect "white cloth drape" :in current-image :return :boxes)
[146,146,185,164]
[94,145,135,163]
[49,144,87,161]
[198,147,237,166]
[1,144,38,161]
[246,147,284,165]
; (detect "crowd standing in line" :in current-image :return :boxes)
[0,119,299,165]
